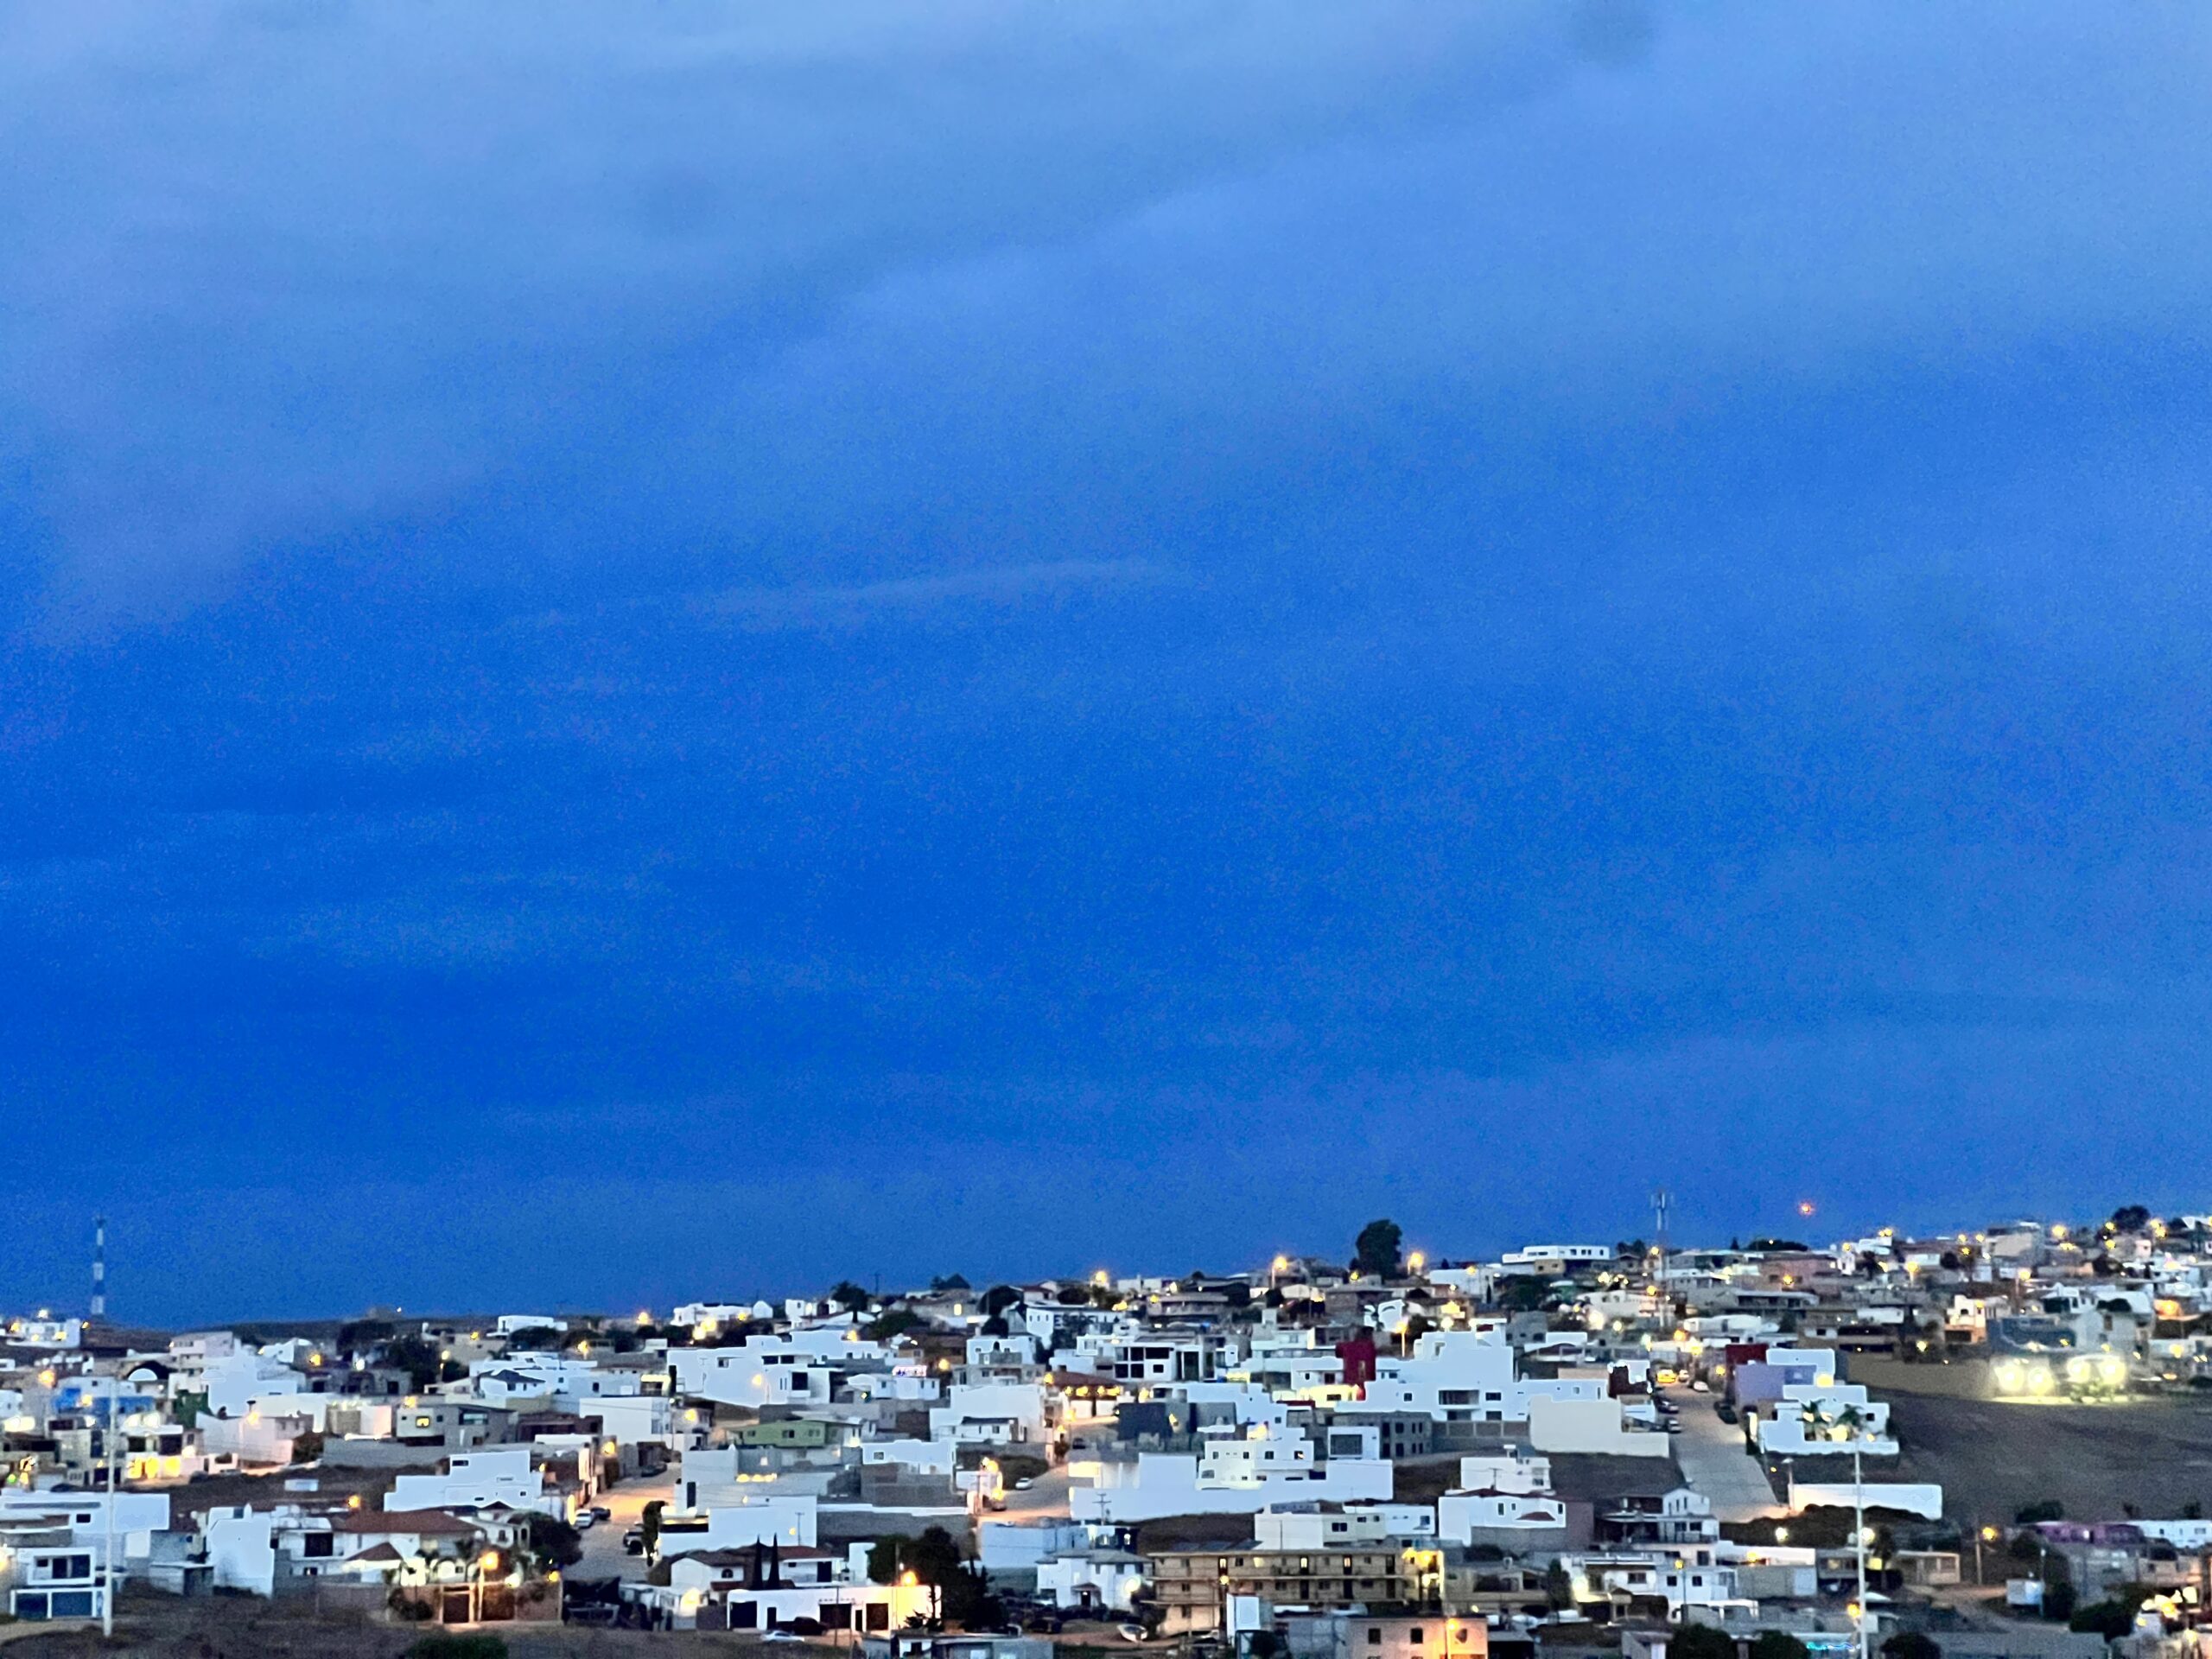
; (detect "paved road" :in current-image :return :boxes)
[996,1467,1072,1522]
[574,1471,674,1584]
[1669,1394,1785,1521]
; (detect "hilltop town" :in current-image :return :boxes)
[5,1211,2211,1659]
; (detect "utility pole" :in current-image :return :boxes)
[1651,1189,1672,1310]
[1853,1440,1868,1659]
[102,1392,117,1637]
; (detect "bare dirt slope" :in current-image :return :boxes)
[1861,1393,2212,1526]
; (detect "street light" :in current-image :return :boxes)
[1801,1402,1877,1659]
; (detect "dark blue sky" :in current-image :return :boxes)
[5,3,2211,1323]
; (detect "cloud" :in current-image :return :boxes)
[0,0,1571,612]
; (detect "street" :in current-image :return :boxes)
[574,1470,675,1584]
[1669,1394,1786,1522]
[996,1465,1072,1521]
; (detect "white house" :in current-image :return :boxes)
[1070,1428,1393,1523]
[1253,1503,1436,1550]
[1036,1546,1147,1611]
[387,1447,559,1518]
[928,1382,1047,1446]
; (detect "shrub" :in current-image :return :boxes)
[408,1635,507,1658]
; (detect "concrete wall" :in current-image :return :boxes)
[1525,1397,1669,1458]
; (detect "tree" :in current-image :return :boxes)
[2110,1205,2152,1235]
[1669,1623,1736,1659]
[522,1512,583,1569]
[1745,1239,1809,1254]
[981,1284,1024,1316]
[931,1274,971,1292]
[639,1498,664,1561]
[2068,1599,2143,1639]
[1881,1635,1942,1659]
[868,1534,911,1584]
[1497,1278,1550,1313]
[337,1319,397,1355]
[830,1281,872,1313]
[500,1327,563,1351]
[290,1429,325,1465]
[866,1309,926,1341]
[1751,1633,1810,1659]
[1352,1219,1403,1279]
[1542,1560,1573,1610]
[2015,1500,2064,1524]
[385,1337,442,1392]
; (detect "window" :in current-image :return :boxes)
[1410,1628,1426,1643]
[303,1534,336,1560]
[1369,1630,1383,1646]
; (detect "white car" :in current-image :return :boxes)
[573,1510,596,1530]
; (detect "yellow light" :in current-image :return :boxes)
[1092,1270,1109,1287]
[637,1311,652,1325]
[604,1440,619,1455]
[1774,1529,1789,1543]
[1408,1252,1427,1273]
[1273,1255,1290,1273]
[900,1570,919,1587]
[1980,1527,1998,1542]
[308,1352,323,1366]
[37,1370,55,1389]
[548,1570,561,1582]
[480,1551,500,1573]
[1798,1201,1815,1217]
[348,1495,363,1510]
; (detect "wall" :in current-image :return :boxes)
[1525,1397,1669,1457]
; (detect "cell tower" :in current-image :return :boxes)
[1650,1187,1671,1303]
[91,1216,106,1322]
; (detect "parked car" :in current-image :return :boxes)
[589,1504,613,1522]
[573,1510,595,1530]
[764,1630,807,1643]
[622,1528,645,1554]
[1716,1402,1738,1423]
[1014,1478,1034,1491]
